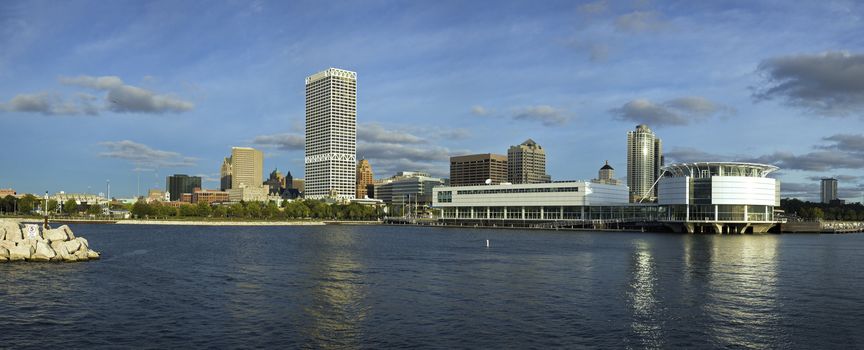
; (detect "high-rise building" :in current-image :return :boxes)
[450,154,508,186]
[821,178,838,204]
[593,161,621,185]
[304,67,357,199]
[356,159,374,199]
[230,147,264,189]
[166,174,202,201]
[627,124,663,203]
[220,157,232,191]
[507,139,550,184]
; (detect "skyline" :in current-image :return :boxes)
[1,0,864,202]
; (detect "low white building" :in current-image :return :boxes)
[432,181,634,222]
[658,162,782,233]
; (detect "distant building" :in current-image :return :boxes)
[450,153,508,186]
[305,67,357,200]
[166,174,202,202]
[292,178,305,193]
[229,147,264,190]
[507,139,550,184]
[228,187,269,202]
[627,124,663,203]
[0,189,17,197]
[220,157,232,191]
[50,192,106,206]
[180,193,193,203]
[356,159,374,199]
[821,178,838,204]
[593,161,621,185]
[146,189,166,203]
[265,169,286,196]
[374,172,445,215]
[192,189,230,204]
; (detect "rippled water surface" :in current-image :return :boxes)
[2,224,864,349]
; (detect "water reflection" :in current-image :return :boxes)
[626,240,663,349]
[302,228,368,349]
[684,235,784,348]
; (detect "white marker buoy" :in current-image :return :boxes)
[486,239,490,247]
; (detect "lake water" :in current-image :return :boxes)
[2,224,863,349]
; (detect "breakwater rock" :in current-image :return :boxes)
[0,220,100,263]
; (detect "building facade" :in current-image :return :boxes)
[220,157,232,191]
[230,147,264,190]
[450,153,508,186]
[305,67,357,199]
[356,159,374,199]
[627,124,663,203]
[593,161,620,185]
[507,139,550,184]
[192,189,230,204]
[433,181,632,223]
[265,169,286,196]
[657,162,781,233]
[821,178,838,204]
[375,172,444,215]
[166,174,202,201]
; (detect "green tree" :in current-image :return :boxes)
[247,201,263,219]
[196,201,212,217]
[18,194,36,214]
[131,201,152,218]
[212,205,227,218]
[178,204,198,217]
[227,203,247,218]
[812,207,825,220]
[86,204,103,216]
[62,199,78,215]
[47,199,58,213]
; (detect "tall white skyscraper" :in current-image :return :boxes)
[304,68,357,199]
[627,124,663,203]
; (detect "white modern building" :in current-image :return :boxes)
[432,181,635,224]
[658,162,782,233]
[304,68,357,200]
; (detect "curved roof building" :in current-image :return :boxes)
[658,162,781,234]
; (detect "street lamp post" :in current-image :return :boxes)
[43,191,48,228]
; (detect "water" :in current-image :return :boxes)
[2,224,864,349]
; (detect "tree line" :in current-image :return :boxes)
[781,198,864,221]
[130,199,383,220]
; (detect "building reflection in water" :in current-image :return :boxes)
[626,239,664,349]
[685,235,784,348]
[302,229,368,349]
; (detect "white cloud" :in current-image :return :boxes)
[98,140,197,168]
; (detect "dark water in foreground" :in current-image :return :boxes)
[2,225,864,349]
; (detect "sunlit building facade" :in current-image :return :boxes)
[627,124,662,203]
[305,68,357,199]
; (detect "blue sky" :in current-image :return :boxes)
[1,0,863,202]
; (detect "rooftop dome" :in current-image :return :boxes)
[600,160,614,170]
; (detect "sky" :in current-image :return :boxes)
[1,0,863,202]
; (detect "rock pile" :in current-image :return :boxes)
[0,220,100,263]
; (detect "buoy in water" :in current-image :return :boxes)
[486,239,490,247]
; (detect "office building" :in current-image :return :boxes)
[593,161,621,185]
[192,189,230,205]
[375,172,445,215]
[658,162,781,233]
[221,147,268,202]
[821,178,838,204]
[450,153,508,186]
[220,157,232,191]
[627,124,663,202]
[166,174,202,201]
[507,139,550,184]
[305,67,357,199]
[356,159,374,199]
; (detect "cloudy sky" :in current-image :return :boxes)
[1,0,863,202]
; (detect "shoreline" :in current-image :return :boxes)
[115,220,327,226]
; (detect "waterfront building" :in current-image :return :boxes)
[375,172,445,216]
[821,178,838,204]
[433,181,634,223]
[356,159,374,199]
[657,162,781,233]
[220,157,232,191]
[304,67,357,200]
[192,189,230,204]
[450,153,508,186]
[50,192,107,206]
[593,161,621,185]
[627,124,663,203]
[166,174,202,202]
[507,139,551,184]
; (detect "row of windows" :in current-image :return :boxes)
[448,187,579,195]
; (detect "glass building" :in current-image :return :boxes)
[627,124,662,203]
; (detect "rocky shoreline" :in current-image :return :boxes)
[0,220,100,263]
